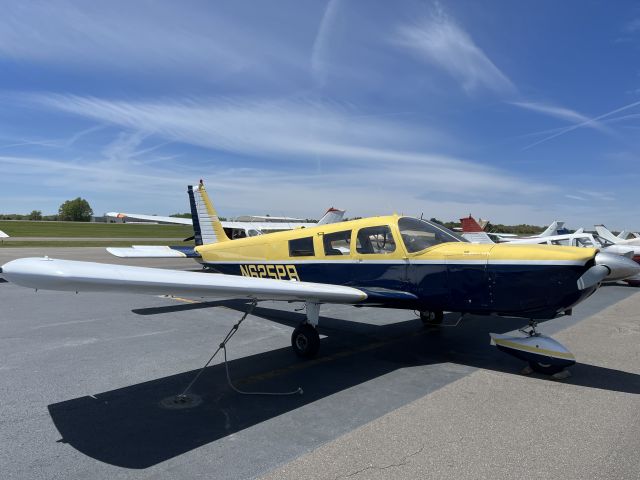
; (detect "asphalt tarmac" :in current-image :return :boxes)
[1,248,638,479]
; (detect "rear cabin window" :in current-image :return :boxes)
[289,236,315,257]
[356,225,396,254]
[323,230,351,256]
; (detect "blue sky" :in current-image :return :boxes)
[1,0,639,228]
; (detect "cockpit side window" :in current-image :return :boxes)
[289,236,315,257]
[398,217,464,253]
[323,230,351,256]
[356,225,396,254]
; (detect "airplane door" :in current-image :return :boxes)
[446,252,492,311]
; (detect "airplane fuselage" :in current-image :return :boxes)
[197,215,599,319]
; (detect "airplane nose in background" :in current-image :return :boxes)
[595,252,640,281]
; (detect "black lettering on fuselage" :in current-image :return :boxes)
[239,264,300,281]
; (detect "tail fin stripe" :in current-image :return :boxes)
[187,182,229,246]
[187,185,204,246]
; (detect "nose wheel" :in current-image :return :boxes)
[527,361,565,375]
[291,323,320,358]
[420,310,444,326]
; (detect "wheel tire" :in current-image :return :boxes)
[528,361,564,375]
[420,310,444,325]
[291,323,320,358]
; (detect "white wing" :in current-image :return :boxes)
[106,246,195,258]
[106,212,193,225]
[1,257,367,304]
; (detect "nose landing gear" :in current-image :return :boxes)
[419,310,444,326]
[490,319,576,376]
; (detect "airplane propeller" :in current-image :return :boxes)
[577,265,609,290]
[578,252,640,289]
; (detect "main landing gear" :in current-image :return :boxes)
[490,319,576,376]
[291,302,321,358]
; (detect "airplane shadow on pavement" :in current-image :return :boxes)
[48,301,640,469]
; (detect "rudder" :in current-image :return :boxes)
[187,180,229,246]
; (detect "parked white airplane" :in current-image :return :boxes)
[617,230,640,240]
[107,182,345,258]
[107,208,345,239]
[460,216,565,244]
[595,225,640,248]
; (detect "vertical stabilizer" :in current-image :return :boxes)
[460,215,494,244]
[187,181,229,246]
[460,215,484,233]
[317,207,345,225]
[595,225,620,244]
[539,221,563,238]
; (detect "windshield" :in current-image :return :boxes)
[398,217,465,253]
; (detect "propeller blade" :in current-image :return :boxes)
[183,235,195,242]
[577,265,609,290]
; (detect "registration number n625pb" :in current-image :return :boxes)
[239,264,300,281]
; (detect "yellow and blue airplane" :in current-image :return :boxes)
[2,181,638,374]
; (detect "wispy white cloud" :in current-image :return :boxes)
[510,101,610,133]
[20,92,553,199]
[565,194,587,201]
[578,190,615,202]
[516,99,640,149]
[0,2,302,79]
[393,4,515,95]
[0,90,563,218]
[311,0,341,87]
[0,151,554,222]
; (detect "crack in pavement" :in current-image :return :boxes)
[334,445,426,479]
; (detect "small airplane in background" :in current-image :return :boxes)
[595,225,640,250]
[106,207,345,239]
[3,182,639,376]
[106,183,345,259]
[460,215,565,244]
[0,230,9,244]
[617,230,640,240]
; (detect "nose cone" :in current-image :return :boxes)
[595,252,640,281]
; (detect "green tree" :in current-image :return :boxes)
[28,210,42,220]
[58,198,93,222]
